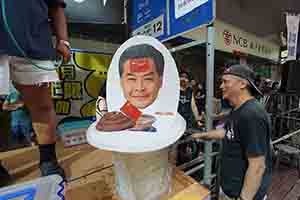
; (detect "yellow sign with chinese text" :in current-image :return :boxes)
[51,51,112,124]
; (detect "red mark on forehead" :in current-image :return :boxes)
[129,58,151,73]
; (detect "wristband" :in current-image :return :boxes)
[59,40,71,49]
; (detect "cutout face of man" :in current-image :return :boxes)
[120,57,162,109]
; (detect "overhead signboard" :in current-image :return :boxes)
[130,0,215,41]
[215,20,280,61]
[182,20,280,61]
[168,0,215,41]
[174,0,209,19]
[130,1,167,41]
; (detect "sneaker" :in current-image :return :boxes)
[0,163,13,187]
[39,161,65,180]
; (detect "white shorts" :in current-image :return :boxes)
[0,55,59,95]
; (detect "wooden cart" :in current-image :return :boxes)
[0,143,209,200]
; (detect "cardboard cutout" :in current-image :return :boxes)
[87,36,185,153]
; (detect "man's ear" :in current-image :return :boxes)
[159,77,163,88]
[240,80,249,89]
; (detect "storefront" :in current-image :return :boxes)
[168,19,281,98]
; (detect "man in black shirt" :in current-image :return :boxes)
[193,65,272,200]
[0,0,71,185]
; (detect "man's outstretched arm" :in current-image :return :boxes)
[192,128,225,140]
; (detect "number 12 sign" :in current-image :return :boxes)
[132,15,164,39]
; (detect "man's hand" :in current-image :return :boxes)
[56,40,71,63]
[196,112,205,127]
[196,120,204,127]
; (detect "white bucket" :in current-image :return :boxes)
[113,148,172,200]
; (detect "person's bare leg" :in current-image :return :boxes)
[15,83,65,179]
[15,83,56,144]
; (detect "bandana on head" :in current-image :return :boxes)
[129,58,151,73]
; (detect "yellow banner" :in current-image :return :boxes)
[51,51,112,125]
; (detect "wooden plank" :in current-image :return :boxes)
[1,143,95,184]
[65,166,116,200]
[268,165,296,194]
[284,180,300,200]
[160,169,209,200]
[15,151,83,183]
[268,166,299,200]
[65,149,113,184]
[165,183,209,200]
[5,143,209,200]
[0,142,94,171]
[65,166,209,200]
[0,146,39,170]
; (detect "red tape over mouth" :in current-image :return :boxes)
[120,101,142,122]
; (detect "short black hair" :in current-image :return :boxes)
[119,44,164,77]
[179,71,191,80]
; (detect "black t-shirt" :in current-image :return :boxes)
[195,93,205,113]
[221,99,272,200]
[0,0,65,60]
[178,87,194,128]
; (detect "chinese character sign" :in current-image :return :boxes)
[52,51,112,129]
[286,14,300,61]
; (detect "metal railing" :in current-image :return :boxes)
[265,93,300,147]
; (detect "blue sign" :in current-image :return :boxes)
[130,0,167,41]
[0,176,64,200]
[169,0,214,40]
[129,0,215,41]
[0,187,36,200]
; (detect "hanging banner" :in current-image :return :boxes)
[175,0,209,19]
[51,51,112,146]
[286,14,300,61]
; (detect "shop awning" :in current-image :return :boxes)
[217,0,300,39]
[179,0,300,62]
